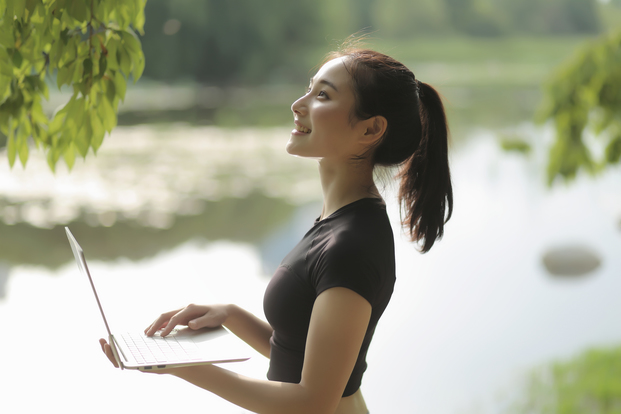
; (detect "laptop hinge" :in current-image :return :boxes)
[109,334,126,370]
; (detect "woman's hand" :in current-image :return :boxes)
[144,303,230,337]
[99,338,120,368]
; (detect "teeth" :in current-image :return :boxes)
[295,124,311,133]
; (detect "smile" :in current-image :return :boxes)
[294,124,311,133]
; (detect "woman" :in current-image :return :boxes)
[100,45,452,414]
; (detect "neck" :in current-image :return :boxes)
[317,157,380,220]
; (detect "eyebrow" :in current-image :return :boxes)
[310,78,338,92]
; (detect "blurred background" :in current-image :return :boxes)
[1,0,621,413]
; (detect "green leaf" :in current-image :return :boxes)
[113,70,126,101]
[7,120,16,168]
[65,97,85,136]
[58,35,77,68]
[83,57,93,76]
[13,0,26,20]
[105,77,116,104]
[106,38,119,70]
[120,29,141,54]
[17,128,29,167]
[30,100,48,125]
[47,147,59,173]
[0,74,11,105]
[12,49,23,69]
[35,125,49,146]
[63,141,76,170]
[57,66,71,88]
[0,22,15,47]
[133,3,146,34]
[99,95,116,133]
[71,56,84,83]
[0,47,12,76]
[25,0,39,16]
[97,55,107,79]
[605,134,621,164]
[48,38,64,68]
[49,108,68,136]
[37,77,49,101]
[73,122,91,157]
[131,51,144,82]
[68,0,88,22]
[91,111,105,152]
[118,46,131,77]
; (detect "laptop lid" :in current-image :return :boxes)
[65,227,114,336]
[64,226,252,370]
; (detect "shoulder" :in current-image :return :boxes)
[324,198,394,254]
[310,199,395,303]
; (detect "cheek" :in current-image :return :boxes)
[312,106,351,132]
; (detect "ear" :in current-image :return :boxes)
[360,115,387,145]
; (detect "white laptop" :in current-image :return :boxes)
[65,226,252,370]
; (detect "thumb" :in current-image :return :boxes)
[188,313,218,330]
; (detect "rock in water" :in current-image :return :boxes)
[542,245,602,277]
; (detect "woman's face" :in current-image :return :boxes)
[287,57,365,161]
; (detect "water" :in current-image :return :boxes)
[0,124,620,414]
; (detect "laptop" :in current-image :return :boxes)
[65,226,252,370]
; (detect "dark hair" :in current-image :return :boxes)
[325,48,453,253]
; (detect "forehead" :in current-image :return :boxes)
[312,57,351,87]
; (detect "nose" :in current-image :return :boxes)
[291,94,307,117]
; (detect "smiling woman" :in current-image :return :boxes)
[287,57,365,161]
[100,41,453,414]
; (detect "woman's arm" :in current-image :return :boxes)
[144,303,273,358]
[224,304,273,358]
[164,288,371,414]
[102,287,371,414]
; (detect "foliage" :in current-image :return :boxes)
[138,0,603,84]
[511,346,621,414]
[537,29,621,185]
[0,0,146,170]
[500,135,532,155]
[0,0,610,172]
[370,0,449,38]
[491,0,601,36]
[141,0,326,85]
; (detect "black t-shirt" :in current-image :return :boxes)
[263,197,396,397]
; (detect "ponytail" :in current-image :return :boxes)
[327,48,453,252]
[398,82,453,253]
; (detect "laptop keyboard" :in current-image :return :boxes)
[119,331,203,364]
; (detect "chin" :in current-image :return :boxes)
[286,145,321,160]
[285,140,297,155]
[285,138,305,156]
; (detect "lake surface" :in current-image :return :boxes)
[0,123,620,414]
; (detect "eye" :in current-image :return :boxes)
[317,90,329,99]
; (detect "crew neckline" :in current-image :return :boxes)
[314,197,384,224]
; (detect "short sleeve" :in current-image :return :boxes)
[312,238,382,306]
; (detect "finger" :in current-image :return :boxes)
[144,319,167,336]
[159,309,186,337]
[144,309,179,336]
[104,344,119,368]
[99,339,119,368]
[144,318,167,336]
